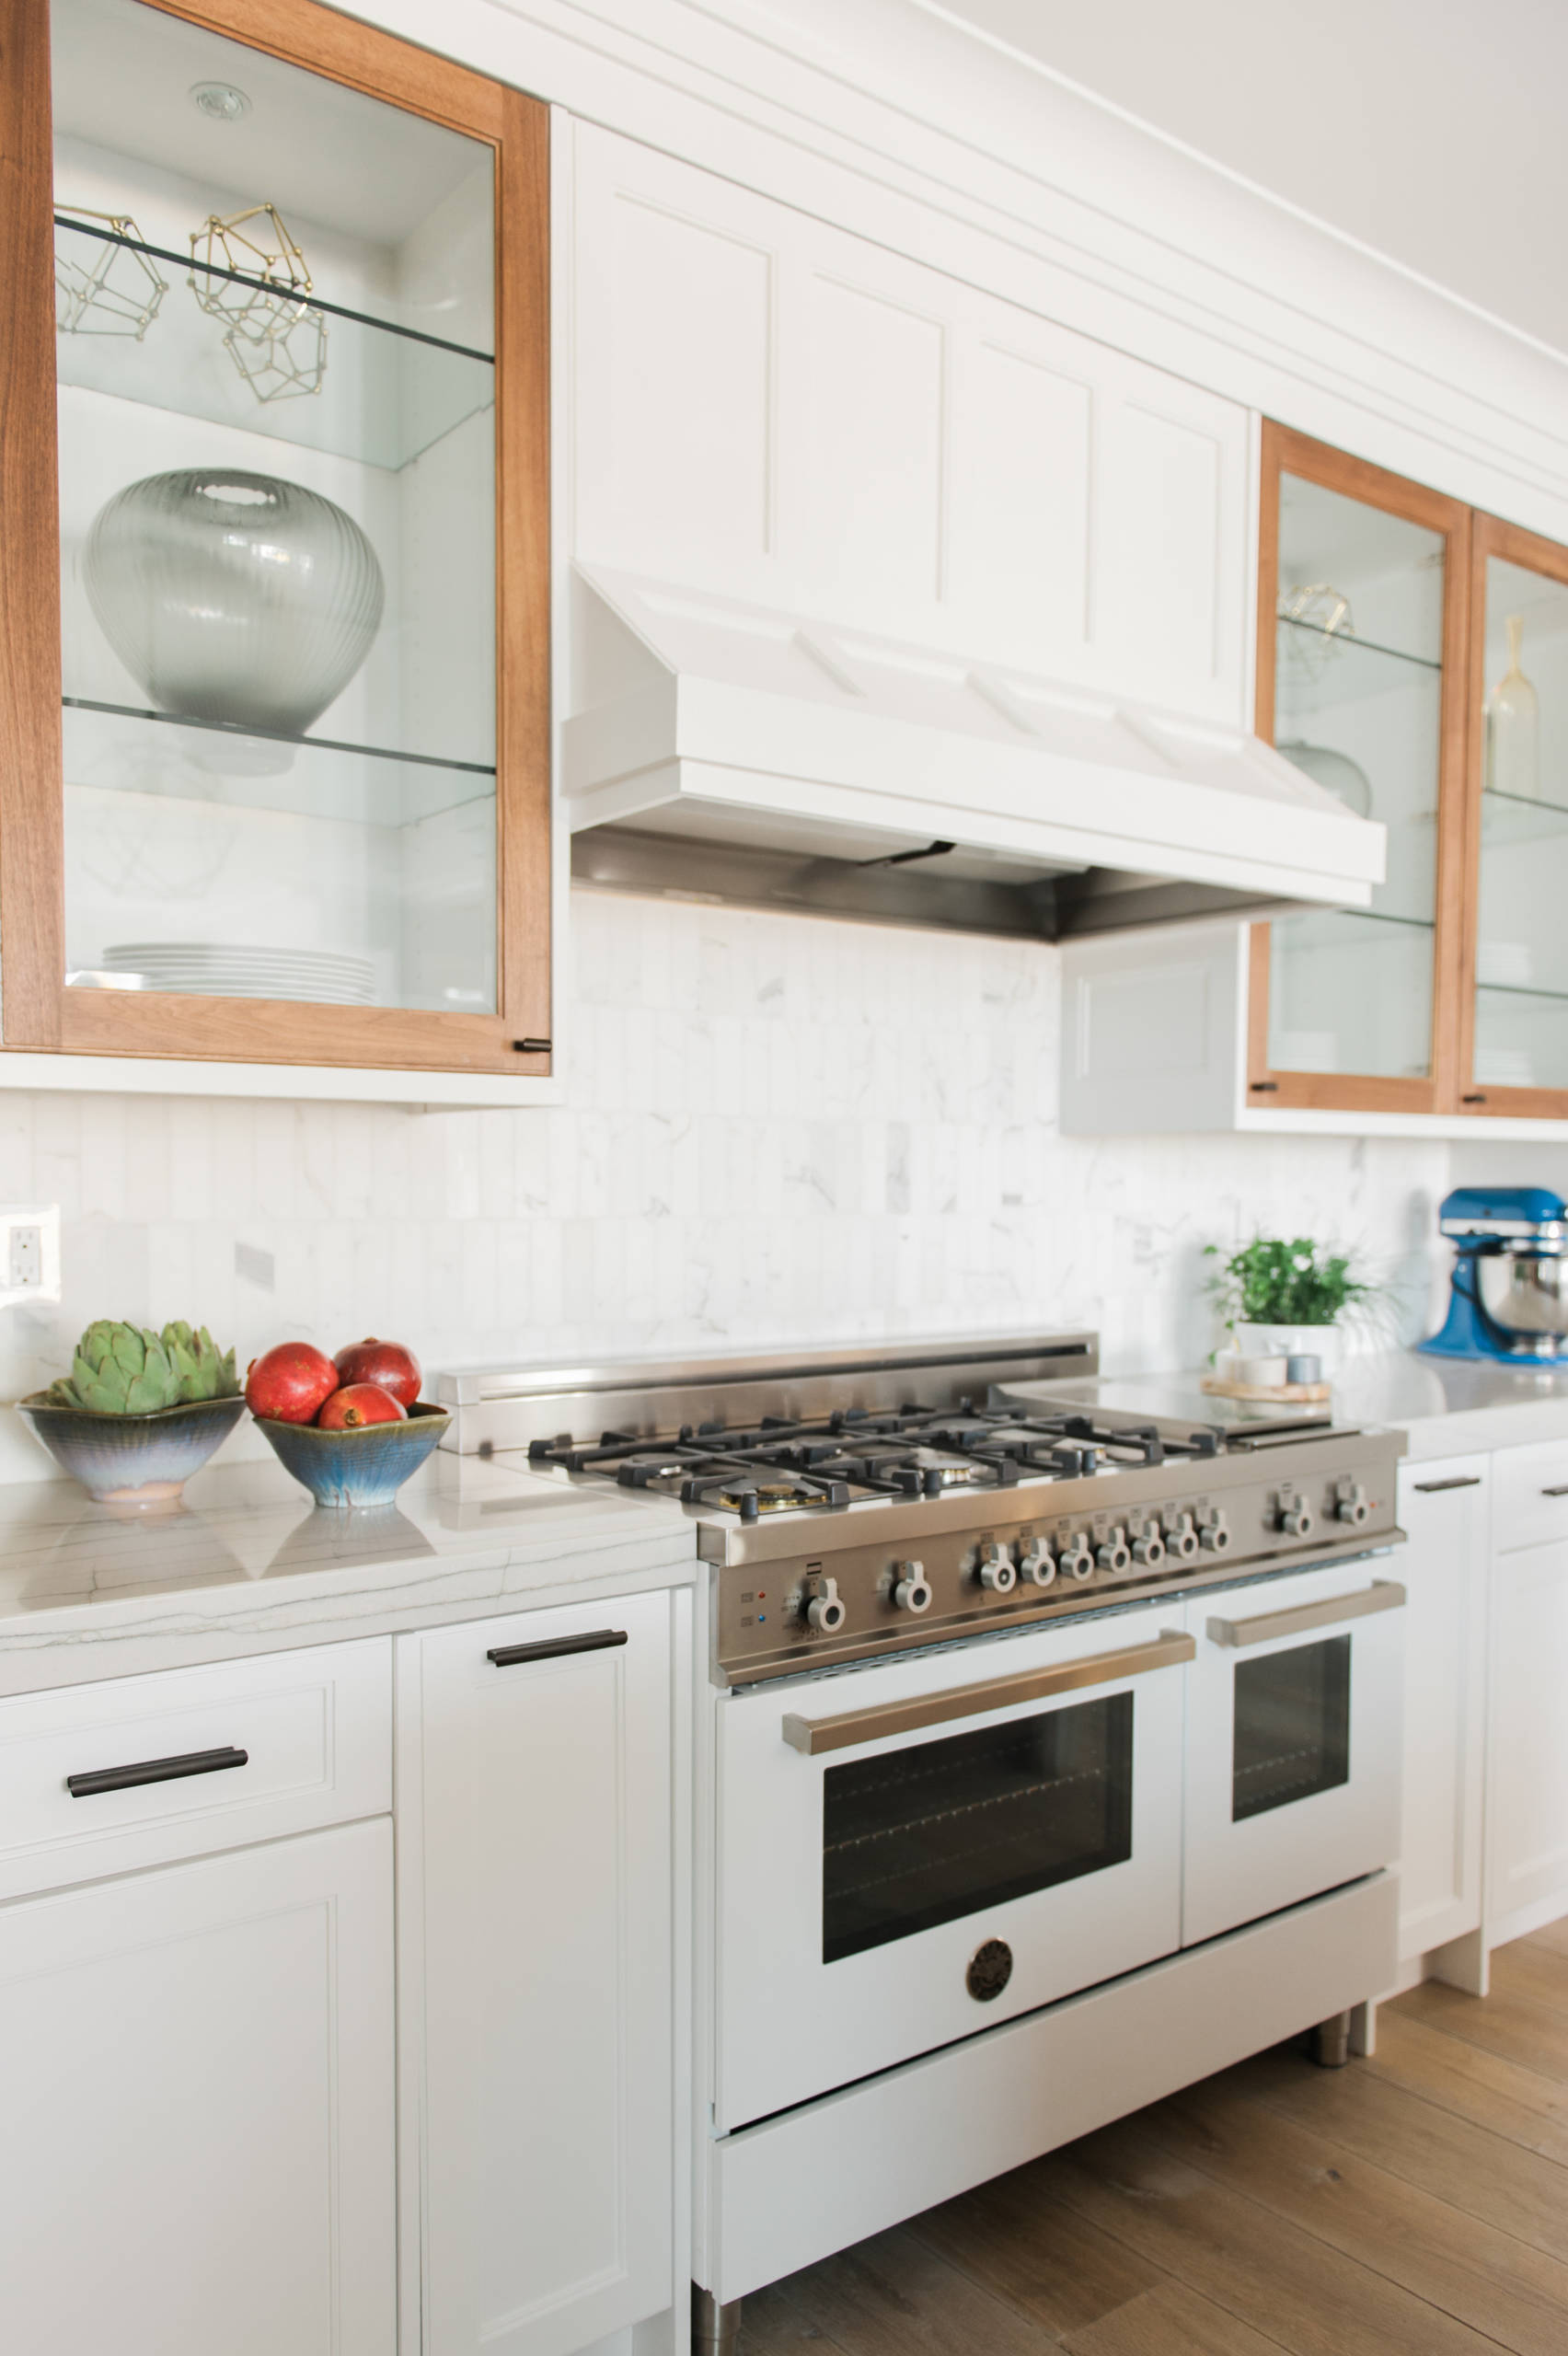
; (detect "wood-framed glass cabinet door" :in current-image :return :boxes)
[1247,422,1470,1115]
[0,0,550,1080]
[1459,514,1568,1116]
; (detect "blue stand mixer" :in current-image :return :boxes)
[1421,1185,1568,1361]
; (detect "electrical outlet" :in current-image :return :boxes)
[0,1206,61,1308]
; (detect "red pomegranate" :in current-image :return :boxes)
[317,1383,408,1431]
[246,1342,339,1426]
[333,1335,421,1409]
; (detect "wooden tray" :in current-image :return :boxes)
[1200,1373,1332,1404]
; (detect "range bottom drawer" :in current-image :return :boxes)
[0,1638,391,1898]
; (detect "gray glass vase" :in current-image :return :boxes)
[84,467,386,737]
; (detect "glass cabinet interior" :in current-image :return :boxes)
[1473,547,1568,1093]
[51,0,498,1017]
[1265,468,1447,1083]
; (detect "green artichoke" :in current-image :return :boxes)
[160,1321,239,1403]
[46,1319,239,1414]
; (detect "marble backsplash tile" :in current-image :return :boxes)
[0,892,1451,1480]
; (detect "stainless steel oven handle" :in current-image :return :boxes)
[779,1630,1195,1757]
[1206,1578,1406,1650]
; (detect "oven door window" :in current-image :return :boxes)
[821,1692,1134,1963]
[1231,1634,1351,1822]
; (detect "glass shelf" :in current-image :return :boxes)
[1274,615,1443,719]
[1481,785,1568,849]
[63,698,495,830]
[1268,906,1435,1080]
[55,218,494,473]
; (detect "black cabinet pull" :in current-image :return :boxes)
[488,1629,628,1669]
[1412,1475,1483,1494]
[1543,1485,1568,1498]
[67,1745,248,1798]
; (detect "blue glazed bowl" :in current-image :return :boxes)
[254,1400,450,1507]
[19,1392,248,1505]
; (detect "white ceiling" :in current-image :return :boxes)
[923,0,1568,357]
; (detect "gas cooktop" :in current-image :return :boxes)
[438,1334,1406,1685]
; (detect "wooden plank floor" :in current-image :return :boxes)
[738,1923,1568,2356]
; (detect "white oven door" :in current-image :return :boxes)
[714,1602,1190,2131]
[1182,1558,1405,1948]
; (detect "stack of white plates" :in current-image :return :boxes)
[101,943,376,1005]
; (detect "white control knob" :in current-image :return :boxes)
[1198,1510,1231,1553]
[892,1561,933,1613]
[1335,1481,1370,1528]
[1276,1499,1315,1540]
[1130,1530,1165,1568]
[1058,1537,1096,1583]
[977,1541,1018,1594]
[1017,1540,1056,1588]
[1097,1528,1132,1576]
[805,1575,847,1634]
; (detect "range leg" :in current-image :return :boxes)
[693,2284,743,2353]
[1310,2008,1353,2069]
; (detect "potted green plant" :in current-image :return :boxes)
[1205,1237,1374,1377]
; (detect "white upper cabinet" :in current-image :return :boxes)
[571,123,1249,723]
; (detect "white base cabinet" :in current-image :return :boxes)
[1488,1535,1568,1934]
[0,1818,396,2356]
[1396,1458,1489,1961]
[397,1592,675,2356]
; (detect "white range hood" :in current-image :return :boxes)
[564,568,1386,938]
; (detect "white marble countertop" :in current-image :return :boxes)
[0,1449,697,1697]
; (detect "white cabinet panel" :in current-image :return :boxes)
[1397,1459,1488,1960]
[0,1635,390,1898]
[1491,1436,1568,1553]
[1488,1536,1568,1928]
[571,121,1248,722]
[398,1593,674,2356]
[950,326,1093,657]
[602,191,774,572]
[0,1820,395,2356]
[802,269,946,612]
[1101,395,1225,696]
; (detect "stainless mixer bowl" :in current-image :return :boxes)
[1481,1250,1568,1341]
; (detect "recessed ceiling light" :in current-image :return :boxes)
[190,81,251,122]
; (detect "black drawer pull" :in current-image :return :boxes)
[1412,1476,1483,1493]
[1543,1485,1568,1498]
[67,1745,248,1799]
[488,1629,628,1669]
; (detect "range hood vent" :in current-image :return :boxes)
[564,568,1385,940]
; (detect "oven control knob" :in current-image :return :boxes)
[977,1541,1018,1594]
[1198,1509,1231,1553]
[1165,1511,1200,1562]
[1334,1480,1371,1528]
[1130,1530,1166,1568]
[1058,1536,1096,1582]
[1276,1498,1315,1540]
[1017,1540,1056,1588]
[892,1561,933,1613]
[1096,1528,1132,1576]
[804,1575,847,1634]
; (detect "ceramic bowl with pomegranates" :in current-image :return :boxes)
[253,1400,450,1508]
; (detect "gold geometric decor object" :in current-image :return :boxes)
[55,205,167,339]
[188,202,328,402]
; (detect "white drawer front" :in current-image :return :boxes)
[1493,1440,1568,1553]
[0,1638,391,1898]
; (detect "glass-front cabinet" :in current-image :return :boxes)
[1250,425,1471,1115]
[1251,425,1568,1123]
[1467,517,1568,1110]
[0,0,550,1082]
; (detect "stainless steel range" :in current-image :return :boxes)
[439,1332,1409,2350]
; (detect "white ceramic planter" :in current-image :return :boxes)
[1232,1322,1342,1377]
